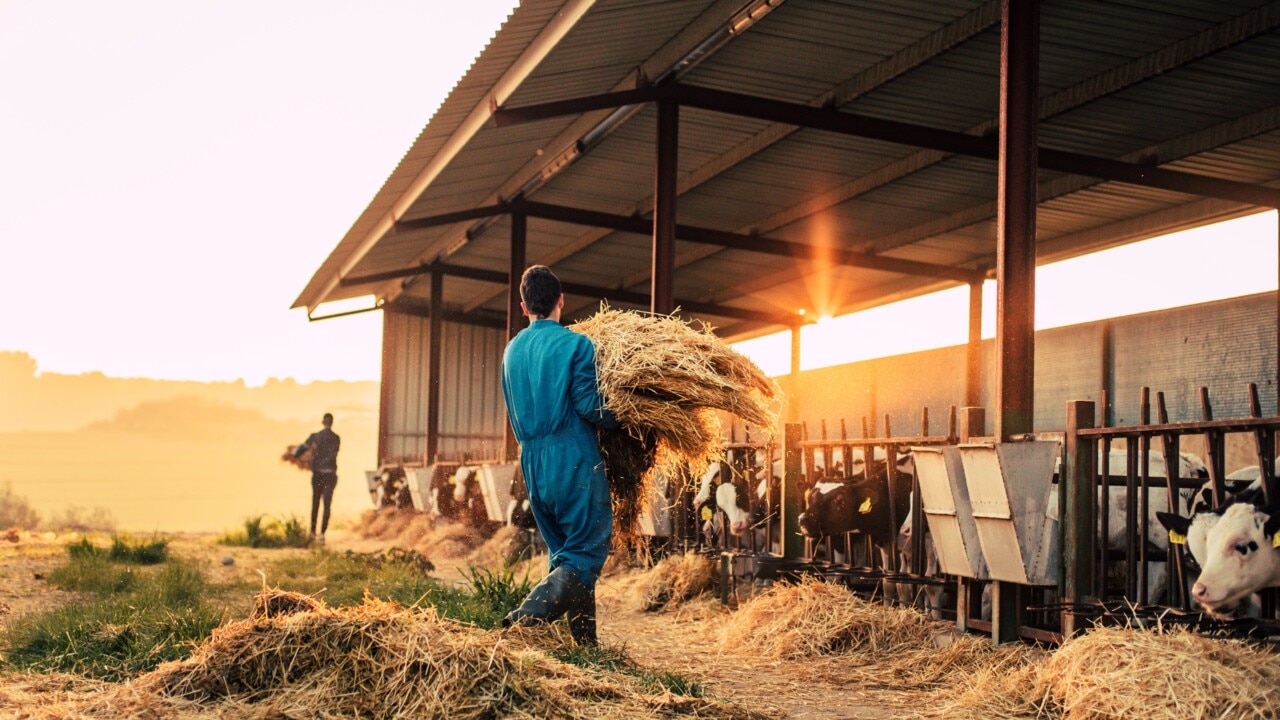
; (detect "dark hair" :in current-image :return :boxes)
[322,413,334,426]
[520,265,561,318]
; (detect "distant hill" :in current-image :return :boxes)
[0,350,378,432]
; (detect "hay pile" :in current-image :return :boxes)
[718,576,1039,699]
[99,590,755,720]
[354,510,487,561]
[571,306,779,536]
[1031,626,1280,720]
[636,552,719,611]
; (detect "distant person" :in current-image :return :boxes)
[293,412,340,545]
[500,265,618,645]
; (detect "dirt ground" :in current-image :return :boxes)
[0,526,905,719]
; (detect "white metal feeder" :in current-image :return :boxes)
[364,470,381,507]
[476,463,517,523]
[911,445,989,579]
[958,441,1060,586]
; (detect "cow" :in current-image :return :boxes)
[1157,494,1280,618]
[693,460,752,546]
[504,464,540,564]
[449,465,490,528]
[374,465,414,510]
[797,449,914,565]
[1049,447,1209,603]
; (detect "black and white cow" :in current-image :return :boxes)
[504,464,541,563]
[1158,489,1280,618]
[693,460,752,545]
[797,449,915,560]
[449,465,491,528]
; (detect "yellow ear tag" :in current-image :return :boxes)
[1272,533,1280,549]
[1168,529,1186,545]
[701,506,713,522]
[858,497,872,514]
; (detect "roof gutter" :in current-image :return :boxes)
[309,0,600,313]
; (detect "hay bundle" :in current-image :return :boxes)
[281,444,310,471]
[1033,626,1280,720]
[571,306,779,536]
[251,588,322,619]
[718,576,939,659]
[638,552,718,611]
[129,593,755,720]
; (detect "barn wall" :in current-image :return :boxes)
[378,291,1276,468]
[380,311,506,465]
[790,292,1277,442]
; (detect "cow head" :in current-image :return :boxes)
[694,460,754,540]
[1158,500,1280,618]
[452,465,476,504]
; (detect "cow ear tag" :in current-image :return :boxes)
[1168,529,1186,545]
[1272,533,1280,549]
[701,506,713,522]
[858,497,872,514]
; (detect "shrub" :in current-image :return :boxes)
[218,515,311,548]
[109,534,169,564]
[0,481,39,529]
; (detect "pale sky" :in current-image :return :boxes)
[2,2,1274,386]
[0,1,518,385]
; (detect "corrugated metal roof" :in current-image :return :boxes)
[297,0,1280,340]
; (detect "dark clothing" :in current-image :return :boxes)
[296,426,340,536]
[310,472,337,535]
[297,428,340,473]
[501,318,617,586]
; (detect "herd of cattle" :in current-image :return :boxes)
[368,442,1280,622]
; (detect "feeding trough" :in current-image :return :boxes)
[958,440,1060,586]
[911,445,989,579]
[364,470,380,506]
[408,463,458,514]
[474,463,517,523]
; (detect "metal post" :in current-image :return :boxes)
[967,277,984,407]
[782,422,805,561]
[427,270,443,463]
[1062,400,1095,638]
[652,99,678,316]
[504,205,526,463]
[957,406,985,633]
[993,0,1039,443]
[788,324,802,423]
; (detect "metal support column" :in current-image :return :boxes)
[994,0,1039,442]
[956,407,986,634]
[788,324,802,423]
[782,422,804,561]
[652,100,678,316]
[992,0,1040,646]
[966,278,983,407]
[426,270,443,463]
[1061,400,1095,638]
[504,204,526,463]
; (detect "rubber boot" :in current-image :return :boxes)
[567,584,597,645]
[502,565,585,628]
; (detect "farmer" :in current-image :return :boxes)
[500,265,618,645]
[293,412,340,546]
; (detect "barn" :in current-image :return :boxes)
[296,0,1280,643]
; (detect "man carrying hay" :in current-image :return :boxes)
[500,265,618,644]
[291,412,340,545]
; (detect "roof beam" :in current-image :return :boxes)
[496,77,1280,208]
[345,260,802,326]
[464,4,1001,316]
[304,0,599,312]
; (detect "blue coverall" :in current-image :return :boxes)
[501,318,618,586]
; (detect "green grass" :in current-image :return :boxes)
[264,549,437,608]
[3,558,222,680]
[217,515,311,548]
[425,564,536,629]
[551,643,704,697]
[109,534,168,564]
[64,534,168,565]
